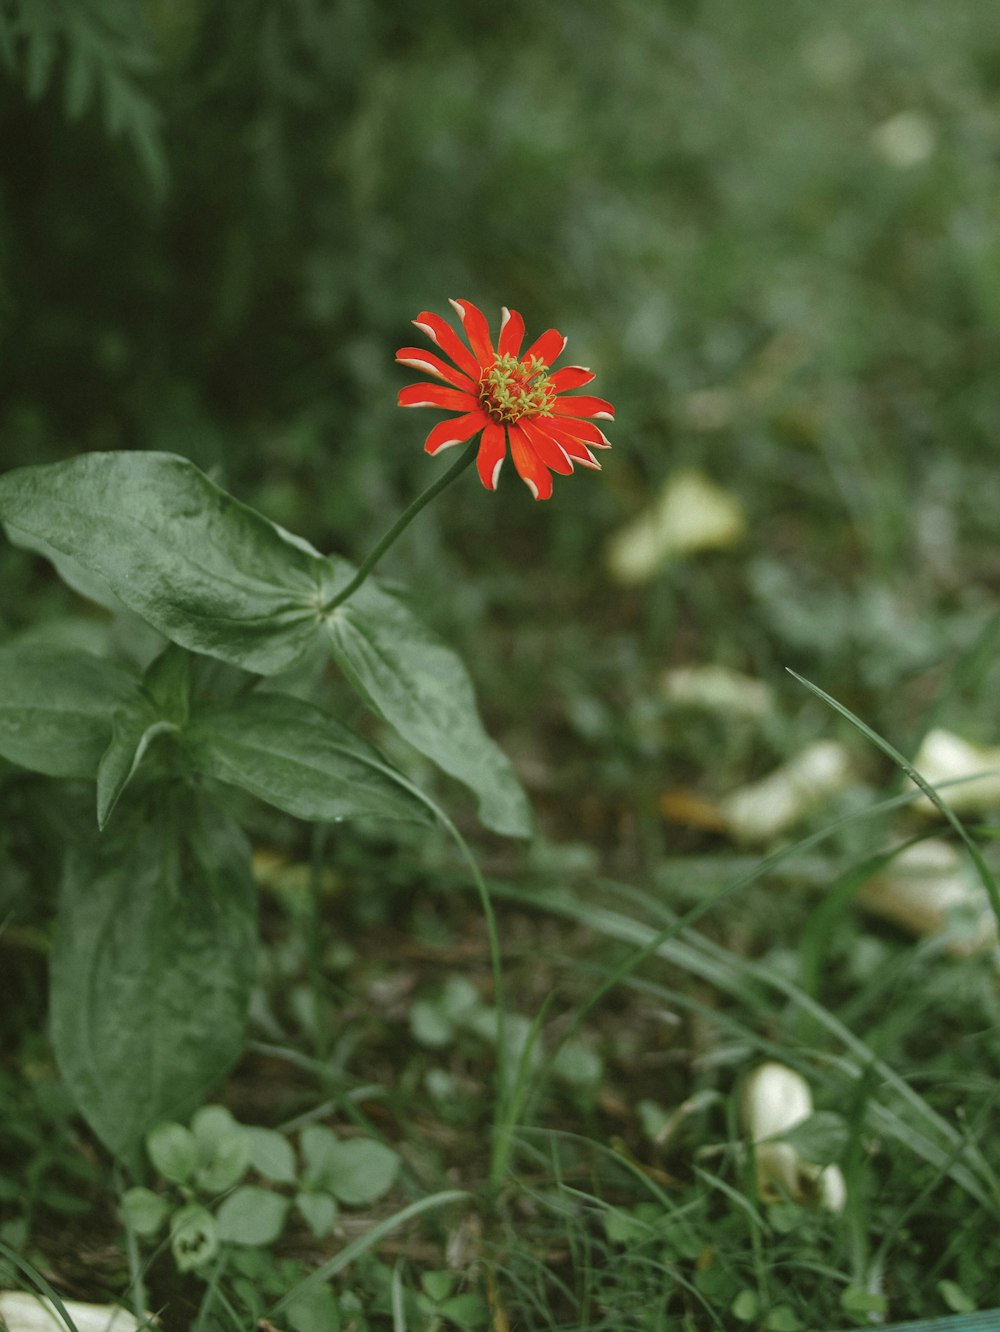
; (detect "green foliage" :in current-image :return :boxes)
[0,450,531,834]
[124,1103,402,1278]
[326,577,533,838]
[0,0,165,191]
[0,452,336,675]
[4,1,1000,1326]
[0,445,533,1165]
[184,691,435,827]
[0,1068,103,1247]
[418,1270,488,1329]
[49,800,258,1163]
[299,1125,400,1208]
[0,642,140,777]
[410,974,603,1100]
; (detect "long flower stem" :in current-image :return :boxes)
[323,441,478,612]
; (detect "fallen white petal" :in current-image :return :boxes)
[720,740,853,843]
[0,1292,146,1332]
[910,728,1000,815]
[859,839,998,958]
[606,468,746,583]
[661,664,774,719]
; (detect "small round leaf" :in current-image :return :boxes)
[324,1138,400,1207]
[215,1185,290,1247]
[192,1105,252,1192]
[147,1122,197,1185]
[295,1189,338,1239]
[246,1127,297,1184]
[120,1186,169,1237]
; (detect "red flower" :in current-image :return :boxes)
[397,299,613,500]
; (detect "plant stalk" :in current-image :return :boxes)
[323,441,478,613]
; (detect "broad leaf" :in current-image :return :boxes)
[0,642,140,778]
[3,525,126,613]
[324,580,532,837]
[0,452,337,675]
[50,798,258,1164]
[184,691,434,826]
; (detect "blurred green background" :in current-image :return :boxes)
[3,0,1000,855]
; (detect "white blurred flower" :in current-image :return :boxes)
[720,740,853,843]
[872,110,937,168]
[910,728,1000,815]
[661,664,774,719]
[606,468,745,583]
[741,1062,847,1213]
[801,31,860,86]
[860,839,998,958]
[0,1293,144,1331]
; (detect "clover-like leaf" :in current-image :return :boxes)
[215,1186,290,1247]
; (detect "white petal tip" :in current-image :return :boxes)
[594,411,614,421]
[490,457,504,490]
[397,355,439,375]
[413,319,439,344]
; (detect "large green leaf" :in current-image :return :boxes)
[49,798,258,1164]
[184,691,434,826]
[324,581,532,837]
[0,642,141,777]
[0,452,336,675]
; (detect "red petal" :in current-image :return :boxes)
[412,311,481,379]
[423,409,488,456]
[476,420,507,490]
[540,422,601,468]
[519,419,574,475]
[396,347,476,391]
[523,328,567,369]
[508,422,554,501]
[449,299,496,366]
[551,394,615,421]
[398,383,478,411]
[547,366,595,392]
[551,418,611,449]
[498,307,525,358]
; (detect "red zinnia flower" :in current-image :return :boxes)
[396,298,613,500]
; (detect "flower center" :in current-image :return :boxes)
[479,354,555,424]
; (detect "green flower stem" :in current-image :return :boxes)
[323,440,478,613]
